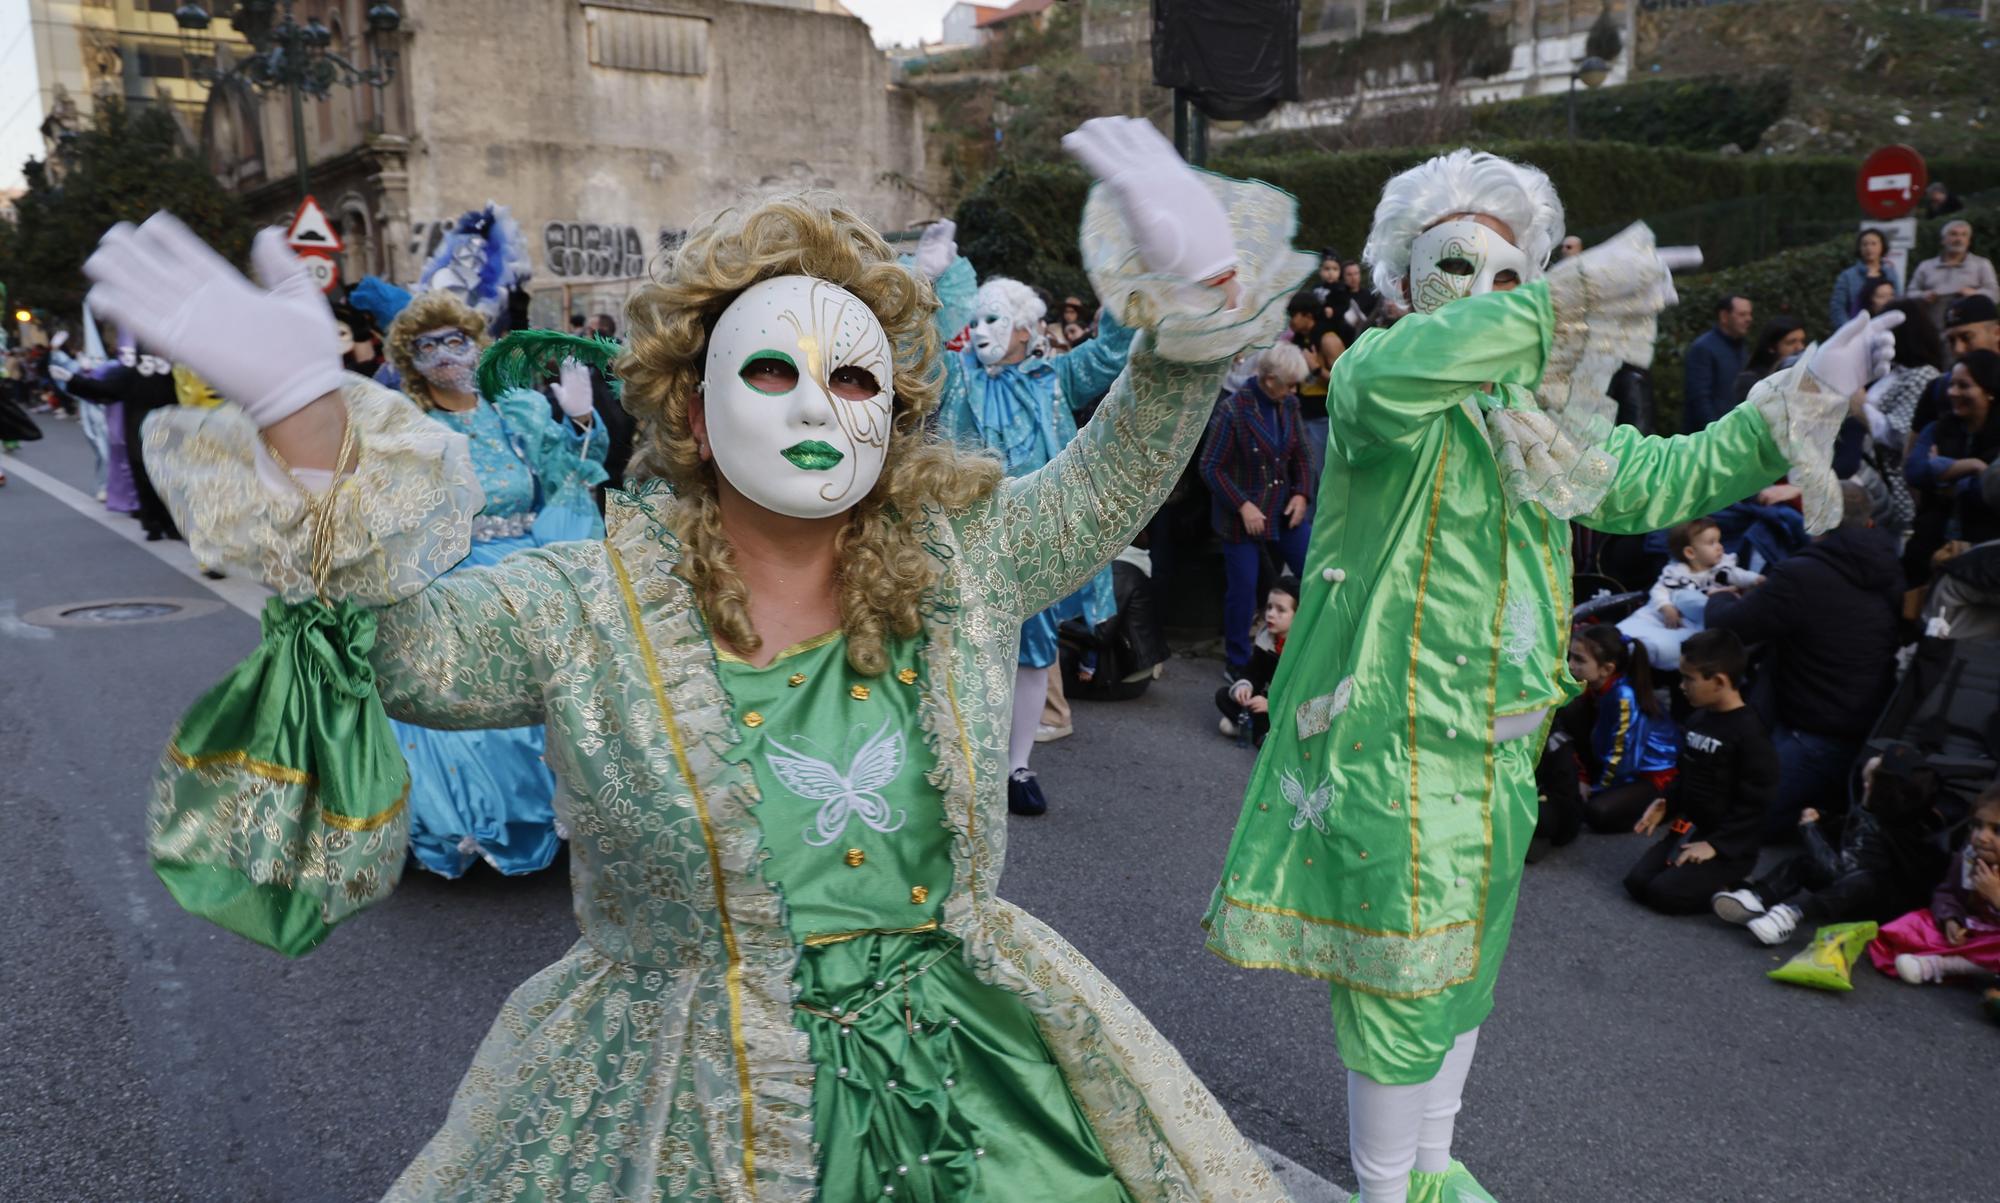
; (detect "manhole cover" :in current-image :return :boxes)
[21,596,228,629]
[65,602,184,622]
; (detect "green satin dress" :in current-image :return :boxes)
[717,632,1133,1203]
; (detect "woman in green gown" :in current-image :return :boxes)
[94,118,1317,1201]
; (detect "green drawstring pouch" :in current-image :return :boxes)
[147,595,410,956]
[1767,921,1879,992]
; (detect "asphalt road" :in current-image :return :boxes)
[2,420,1989,1203]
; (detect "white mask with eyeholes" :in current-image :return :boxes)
[1407,219,1533,315]
[701,275,895,520]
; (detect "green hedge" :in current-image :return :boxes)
[953,141,2000,303]
[1651,198,2000,432]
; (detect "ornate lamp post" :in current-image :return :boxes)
[1566,54,1610,142]
[175,1,403,201]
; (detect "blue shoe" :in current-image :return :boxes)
[1007,768,1048,816]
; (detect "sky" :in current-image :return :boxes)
[0,0,37,192]
[842,0,961,47]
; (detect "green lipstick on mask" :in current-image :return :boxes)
[781,440,844,471]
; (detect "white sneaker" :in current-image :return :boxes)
[1218,717,1240,738]
[1896,953,1982,984]
[1034,723,1072,743]
[1711,889,1767,926]
[1747,903,1801,945]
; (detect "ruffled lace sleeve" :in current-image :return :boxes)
[1077,169,1317,363]
[1483,223,1668,519]
[1747,356,1848,534]
[144,373,483,604]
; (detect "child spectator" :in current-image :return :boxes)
[1623,631,1775,914]
[1869,783,2000,984]
[1710,742,1950,944]
[1566,625,1680,834]
[1216,582,1296,748]
[1617,518,1764,671]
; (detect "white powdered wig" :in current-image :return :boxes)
[974,277,1048,333]
[1363,149,1566,299]
[1255,341,1310,385]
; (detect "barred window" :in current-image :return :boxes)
[585,6,709,76]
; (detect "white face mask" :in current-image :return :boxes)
[702,275,895,520]
[968,309,1019,367]
[1407,219,1533,315]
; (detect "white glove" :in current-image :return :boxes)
[83,213,345,429]
[914,219,957,281]
[1062,116,1236,285]
[49,365,73,384]
[552,358,595,421]
[1807,309,1904,398]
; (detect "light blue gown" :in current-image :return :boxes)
[393,388,608,877]
[932,260,1136,667]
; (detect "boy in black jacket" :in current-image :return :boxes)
[1710,742,1950,944]
[1215,582,1296,748]
[1624,630,1777,914]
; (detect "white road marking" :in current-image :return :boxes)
[2,450,271,619]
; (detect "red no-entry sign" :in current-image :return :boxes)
[1856,145,1928,221]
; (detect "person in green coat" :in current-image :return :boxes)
[96,118,1319,1202]
[1202,149,1901,1203]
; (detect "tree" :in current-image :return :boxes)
[0,101,251,321]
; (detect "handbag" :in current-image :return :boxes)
[147,427,410,956]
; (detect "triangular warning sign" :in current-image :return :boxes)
[286,196,343,252]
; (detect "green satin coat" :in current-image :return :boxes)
[1204,281,1792,1006]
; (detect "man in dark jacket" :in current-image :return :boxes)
[1707,482,1904,839]
[1682,294,1753,433]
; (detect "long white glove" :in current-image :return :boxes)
[551,358,596,421]
[914,218,957,282]
[82,213,345,429]
[1808,309,1904,398]
[1062,116,1236,285]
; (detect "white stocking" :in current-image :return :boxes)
[1346,1071,1425,1203]
[1009,665,1047,774]
[1414,1027,1480,1174]
[1347,1027,1481,1201]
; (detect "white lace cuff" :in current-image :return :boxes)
[143,374,484,604]
[1480,223,1668,519]
[1749,358,1846,535]
[1078,171,1317,364]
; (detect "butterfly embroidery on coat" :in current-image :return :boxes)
[766,720,908,846]
[1279,768,1332,834]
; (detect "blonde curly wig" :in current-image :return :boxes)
[385,292,488,409]
[619,191,1003,676]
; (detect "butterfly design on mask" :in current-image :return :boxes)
[765,720,908,846]
[1279,768,1333,834]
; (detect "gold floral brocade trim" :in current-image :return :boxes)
[606,541,760,1195]
[1204,894,1479,997]
[163,742,408,831]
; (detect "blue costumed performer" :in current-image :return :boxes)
[926,237,1137,815]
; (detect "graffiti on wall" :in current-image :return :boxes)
[408,220,689,283]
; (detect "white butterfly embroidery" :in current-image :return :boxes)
[1279,768,1332,834]
[766,720,908,846]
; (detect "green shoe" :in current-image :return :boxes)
[1409,1160,1497,1203]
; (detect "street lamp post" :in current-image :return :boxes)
[174,1,403,202]
[1566,54,1611,142]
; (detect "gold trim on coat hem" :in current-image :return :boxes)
[1200,943,1475,999]
[1214,891,1480,939]
[607,541,759,1196]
